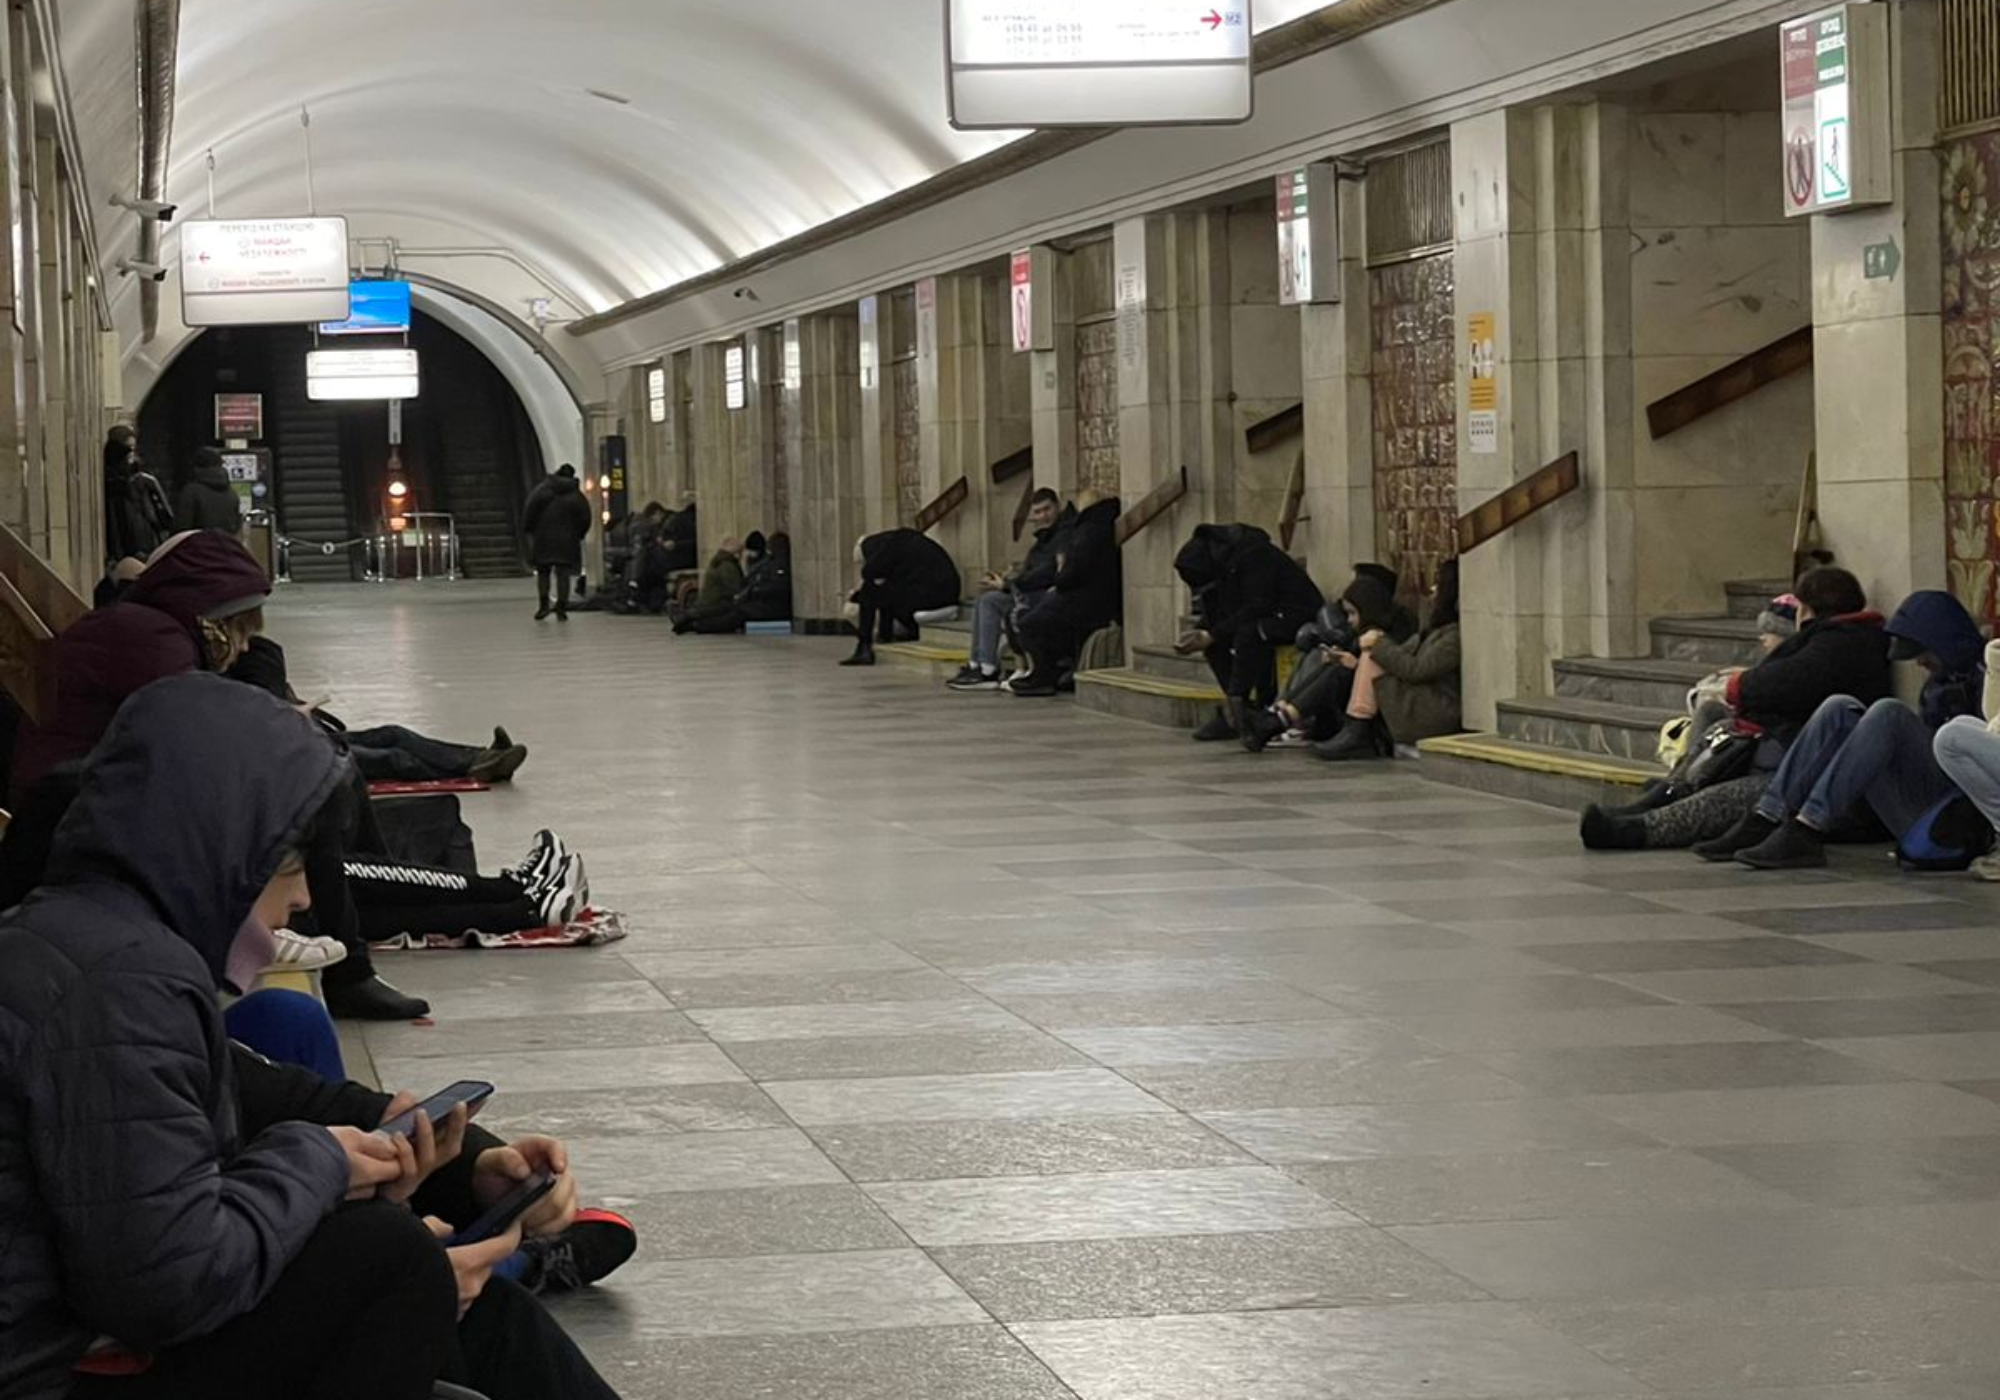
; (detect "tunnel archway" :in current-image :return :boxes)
[137,309,549,581]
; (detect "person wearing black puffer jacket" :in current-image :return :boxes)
[1011,492,1123,697]
[172,446,243,536]
[1583,566,1893,851]
[1173,523,1325,741]
[841,527,960,666]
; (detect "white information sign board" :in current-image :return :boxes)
[306,348,420,401]
[1778,5,1889,218]
[947,0,1253,129]
[181,217,351,326]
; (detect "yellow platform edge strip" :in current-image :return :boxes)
[1419,733,1660,786]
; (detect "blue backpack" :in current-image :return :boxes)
[1897,793,1997,872]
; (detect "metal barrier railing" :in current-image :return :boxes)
[275,532,374,584]
[371,513,461,582]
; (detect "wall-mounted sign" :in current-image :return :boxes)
[181,217,351,327]
[1275,163,1341,307]
[646,365,668,423]
[213,392,264,440]
[320,279,412,336]
[1467,310,1499,456]
[1780,5,1890,217]
[783,321,804,392]
[724,343,747,411]
[947,0,1253,130]
[306,347,420,401]
[1009,250,1033,354]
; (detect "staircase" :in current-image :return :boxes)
[270,352,355,583]
[1420,579,1788,809]
[1075,642,1226,730]
[436,377,529,580]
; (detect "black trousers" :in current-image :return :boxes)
[450,1276,622,1400]
[535,566,573,614]
[71,1202,457,1400]
[1015,594,1115,677]
[342,858,544,942]
[853,578,952,645]
[1205,611,1313,704]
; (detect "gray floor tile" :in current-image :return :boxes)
[655,967,978,1009]
[359,1009,709,1060]
[621,942,930,979]
[1697,1136,2000,1206]
[399,978,676,1022]
[686,1000,1032,1042]
[1721,903,1992,935]
[810,1115,1252,1181]
[1292,1147,1798,1224]
[1124,1054,1530,1111]
[1916,958,2000,987]
[1198,1099,1655,1163]
[934,1227,1487,1320]
[567,1325,1080,1400]
[1388,1005,1793,1052]
[767,1070,1169,1125]
[475,1083,791,1137]
[1599,963,1986,1004]
[615,1184,909,1259]
[865,1166,1359,1245]
[1377,892,1668,923]
[1521,937,1864,974]
[1055,1019,1418,1067]
[572,1128,846,1192]
[589,1250,985,1337]
[1305,975,1667,1017]
[373,1042,746,1094]
[991,985,1345,1029]
[1390,1208,1975,1299]
[1569,1082,2000,1146]
[1837,1202,2000,1278]
[724,1030,1089,1081]
[1822,1030,2000,1079]
[1013,1303,1640,1400]
[1477,1040,1903,1095]
[1720,994,2000,1038]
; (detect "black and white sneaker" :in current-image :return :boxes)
[534,853,589,928]
[513,829,569,889]
[947,666,1001,692]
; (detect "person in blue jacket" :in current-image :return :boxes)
[1704,588,1989,869]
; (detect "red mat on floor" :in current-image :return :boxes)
[367,779,493,796]
[368,907,628,951]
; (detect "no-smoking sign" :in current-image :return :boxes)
[1786,129,1816,211]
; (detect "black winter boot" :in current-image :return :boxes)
[1692,810,1780,863]
[1580,805,1647,851]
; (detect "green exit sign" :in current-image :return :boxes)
[1863,238,1901,281]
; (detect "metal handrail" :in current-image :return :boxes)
[372,513,460,582]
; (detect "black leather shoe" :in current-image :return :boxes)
[1736,820,1828,870]
[325,974,431,1022]
[1192,709,1238,742]
[1692,810,1780,862]
[1580,804,1647,851]
[534,606,553,621]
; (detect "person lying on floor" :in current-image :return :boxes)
[0,674,625,1400]
[230,636,529,784]
[1242,564,1415,752]
[1173,523,1325,741]
[841,527,962,666]
[672,534,747,634]
[1688,589,1988,869]
[1311,558,1464,762]
[1581,566,1893,851]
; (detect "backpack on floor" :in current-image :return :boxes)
[371,793,479,875]
[1896,792,1997,872]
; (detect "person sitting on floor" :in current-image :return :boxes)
[1581,565,1893,851]
[1010,491,1123,697]
[676,531,795,635]
[0,674,626,1400]
[1242,564,1415,752]
[1933,640,2000,882]
[672,535,747,634]
[1172,523,1326,742]
[1699,588,1988,869]
[1312,558,1464,762]
[841,527,961,667]
[948,488,1067,692]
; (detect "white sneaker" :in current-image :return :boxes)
[1270,728,1312,749]
[514,829,570,889]
[1006,667,1031,685]
[265,929,348,974]
[535,854,589,927]
[1974,855,2000,883]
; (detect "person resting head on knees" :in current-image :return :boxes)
[841,527,961,666]
[672,534,747,635]
[0,674,627,1400]
[1174,524,1326,741]
[950,488,1067,691]
[1581,565,1894,852]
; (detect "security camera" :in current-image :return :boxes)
[731,287,759,302]
[109,192,177,222]
[115,257,168,283]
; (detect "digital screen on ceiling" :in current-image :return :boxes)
[320,280,412,335]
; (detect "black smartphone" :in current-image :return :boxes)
[448,1169,557,1247]
[377,1080,494,1140]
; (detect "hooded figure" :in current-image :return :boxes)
[522,466,593,573]
[11,532,270,803]
[738,531,793,620]
[173,447,244,536]
[1886,589,1987,728]
[0,674,353,1395]
[1173,524,1325,727]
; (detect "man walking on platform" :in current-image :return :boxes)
[524,464,593,621]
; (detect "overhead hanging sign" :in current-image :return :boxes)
[213,392,264,440]
[182,216,351,326]
[1779,5,1890,217]
[947,0,1253,130]
[306,347,419,401]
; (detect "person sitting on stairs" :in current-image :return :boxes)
[948,489,1068,691]
[1173,524,1325,741]
[1312,558,1465,762]
[1581,566,1894,852]
[841,527,961,666]
[1010,491,1124,698]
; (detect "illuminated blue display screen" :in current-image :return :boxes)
[320,280,412,335]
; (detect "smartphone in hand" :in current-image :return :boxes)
[448,1170,557,1247]
[378,1081,494,1140]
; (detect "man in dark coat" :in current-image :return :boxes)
[841,527,960,666]
[1173,523,1326,739]
[173,446,244,536]
[1011,493,1123,697]
[522,463,593,621]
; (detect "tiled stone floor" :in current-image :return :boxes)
[282,581,2000,1399]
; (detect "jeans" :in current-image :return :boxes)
[970,588,1043,671]
[224,989,347,1081]
[1936,717,2000,829]
[346,724,483,783]
[1756,696,1954,836]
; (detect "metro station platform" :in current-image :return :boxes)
[286,582,2000,1400]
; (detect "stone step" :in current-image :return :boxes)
[1726,578,1795,620]
[873,639,970,683]
[1553,655,1711,712]
[1074,667,1224,731]
[1496,695,1676,763]
[1418,733,1663,812]
[1132,644,1215,687]
[1650,615,1766,668]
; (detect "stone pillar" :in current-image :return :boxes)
[1810,0,1944,606]
[856,294,897,537]
[1029,245,1077,498]
[915,274,986,588]
[688,342,743,554]
[1298,176,1375,586]
[786,312,864,625]
[583,399,617,585]
[1114,215,1183,650]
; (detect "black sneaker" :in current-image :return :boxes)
[1009,671,1060,698]
[513,829,569,889]
[840,647,876,667]
[469,744,530,783]
[1736,820,1828,870]
[1692,810,1780,862]
[1241,708,1288,754]
[1192,709,1238,742]
[517,1209,638,1295]
[325,974,430,1022]
[947,666,1001,692]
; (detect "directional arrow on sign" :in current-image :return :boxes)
[1864,237,1901,282]
[1202,8,1223,28]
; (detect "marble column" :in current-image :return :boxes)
[915,274,988,589]
[785,312,865,625]
[1298,176,1375,586]
[1028,245,1077,500]
[856,294,898,538]
[1810,0,1944,606]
